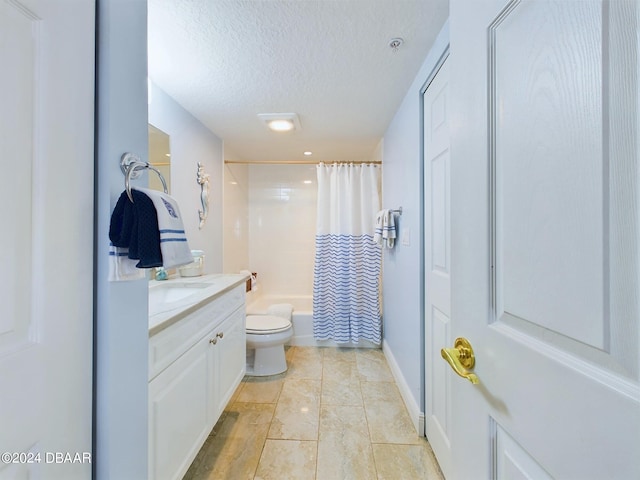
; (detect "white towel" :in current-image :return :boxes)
[108,244,146,281]
[266,303,294,321]
[374,209,396,249]
[137,187,194,269]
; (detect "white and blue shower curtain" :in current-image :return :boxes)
[313,163,382,344]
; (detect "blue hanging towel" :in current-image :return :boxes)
[109,189,163,268]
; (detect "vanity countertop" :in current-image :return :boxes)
[149,273,248,336]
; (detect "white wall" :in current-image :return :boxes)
[95,1,149,478]
[381,22,450,419]
[148,82,224,273]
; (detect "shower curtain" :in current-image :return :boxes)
[313,163,382,344]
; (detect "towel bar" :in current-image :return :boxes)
[120,152,168,202]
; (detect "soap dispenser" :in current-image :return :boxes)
[155,267,168,281]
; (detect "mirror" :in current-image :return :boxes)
[148,124,171,193]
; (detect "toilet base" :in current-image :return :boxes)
[246,344,288,376]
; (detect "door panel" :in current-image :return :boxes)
[493,0,606,351]
[1,0,38,354]
[0,0,94,478]
[449,0,640,479]
[424,58,452,479]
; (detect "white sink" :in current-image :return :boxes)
[149,282,210,315]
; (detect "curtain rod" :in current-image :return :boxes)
[224,160,382,165]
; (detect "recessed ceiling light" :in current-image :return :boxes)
[303,180,313,184]
[269,120,295,132]
[303,151,313,156]
[257,113,301,133]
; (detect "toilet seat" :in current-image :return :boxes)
[246,314,291,334]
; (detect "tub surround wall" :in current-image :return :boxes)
[148,81,224,273]
[247,164,317,296]
[223,163,250,274]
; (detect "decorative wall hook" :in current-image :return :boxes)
[197,162,210,229]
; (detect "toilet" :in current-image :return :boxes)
[245,314,293,376]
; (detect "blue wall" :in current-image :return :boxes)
[382,22,449,422]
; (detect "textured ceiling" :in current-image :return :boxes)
[148,0,448,163]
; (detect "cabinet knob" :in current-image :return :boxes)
[217,332,224,339]
[209,338,218,345]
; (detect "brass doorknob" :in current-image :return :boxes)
[441,337,479,384]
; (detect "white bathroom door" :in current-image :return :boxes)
[0,0,95,479]
[423,57,453,479]
[448,0,640,478]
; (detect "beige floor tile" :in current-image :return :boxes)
[322,360,363,406]
[372,442,444,480]
[322,346,358,363]
[361,381,421,445]
[356,349,395,382]
[185,347,445,479]
[286,347,324,379]
[254,440,318,480]
[236,373,285,404]
[229,382,243,404]
[317,405,377,480]
[184,402,275,480]
[268,378,321,440]
[284,345,295,361]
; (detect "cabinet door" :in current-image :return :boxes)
[210,306,246,419]
[149,338,213,480]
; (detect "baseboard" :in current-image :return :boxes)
[382,339,423,435]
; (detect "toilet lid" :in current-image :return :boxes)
[246,315,291,334]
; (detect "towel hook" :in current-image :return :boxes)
[120,152,168,202]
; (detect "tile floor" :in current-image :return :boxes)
[184,346,444,480]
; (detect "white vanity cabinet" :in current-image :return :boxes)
[148,283,246,480]
[209,305,247,419]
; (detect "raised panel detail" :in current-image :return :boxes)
[429,306,451,442]
[0,1,40,353]
[489,0,640,382]
[431,152,449,274]
[493,421,552,480]
[431,89,446,134]
[491,0,606,349]
[491,419,552,480]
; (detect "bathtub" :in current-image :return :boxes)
[246,293,377,348]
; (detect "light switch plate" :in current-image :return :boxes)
[401,228,411,246]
